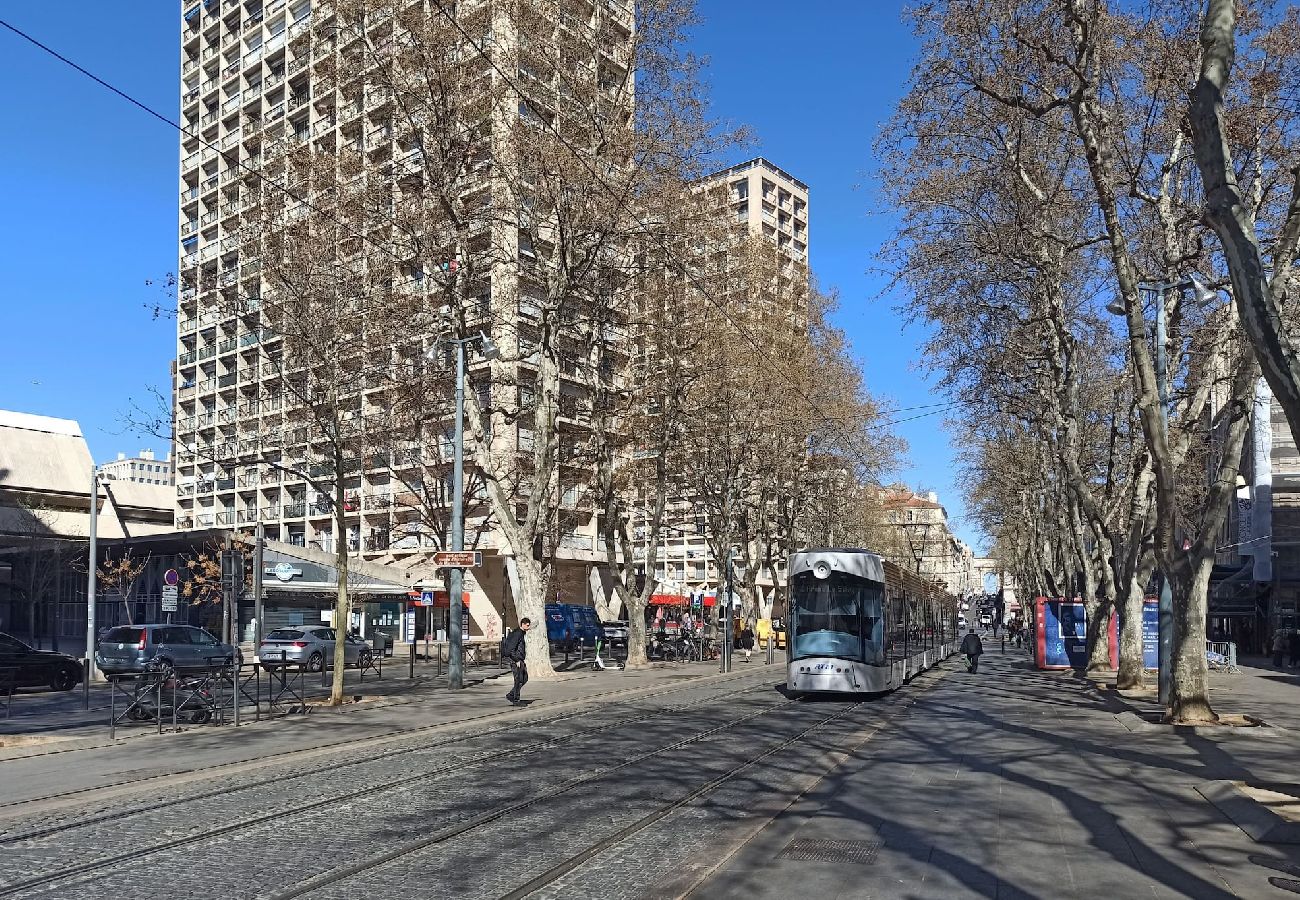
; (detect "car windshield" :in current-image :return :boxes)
[266,630,303,641]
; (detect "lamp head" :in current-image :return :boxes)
[478,331,500,360]
[1188,275,1219,305]
[1105,300,1126,316]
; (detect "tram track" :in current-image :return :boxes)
[0,663,763,821]
[0,675,762,845]
[0,676,779,898]
[260,695,810,900]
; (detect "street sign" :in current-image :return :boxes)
[163,568,179,587]
[414,590,437,607]
[162,584,179,613]
[433,551,481,569]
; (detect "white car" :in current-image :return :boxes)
[979,614,993,627]
[258,626,372,671]
[957,614,968,628]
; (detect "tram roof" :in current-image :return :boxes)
[788,548,885,582]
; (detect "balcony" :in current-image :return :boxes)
[182,185,201,202]
[237,508,259,524]
[217,372,239,388]
[179,316,198,333]
[179,350,197,366]
[244,46,264,67]
[283,501,306,517]
[215,511,235,525]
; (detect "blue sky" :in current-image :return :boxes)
[0,3,978,551]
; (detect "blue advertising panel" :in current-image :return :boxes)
[1141,600,1159,669]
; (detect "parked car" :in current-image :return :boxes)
[600,621,628,648]
[544,603,604,648]
[958,614,968,629]
[96,625,239,675]
[257,626,372,671]
[979,613,993,628]
[0,632,83,692]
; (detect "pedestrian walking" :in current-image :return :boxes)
[738,624,755,662]
[1272,630,1287,669]
[503,617,532,705]
[960,627,984,673]
[1289,629,1300,669]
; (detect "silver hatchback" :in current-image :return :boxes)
[96,625,239,675]
[257,626,372,671]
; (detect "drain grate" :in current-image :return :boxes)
[778,838,882,865]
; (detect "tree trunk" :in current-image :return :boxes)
[1188,0,1300,447]
[330,478,348,706]
[513,555,555,678]
[624,588,649,669]
[1167,553,1217,723]
[1082,595,1114,673]
[1116,560,1153,690]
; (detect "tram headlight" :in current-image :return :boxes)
[813,561,832,579]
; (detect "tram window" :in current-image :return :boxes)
[789,573,884,664]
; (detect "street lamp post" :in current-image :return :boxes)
[1107,276,1217,707]
[430,331,499,690]
[85,467,99,683]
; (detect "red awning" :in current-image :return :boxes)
[650,594,687,607]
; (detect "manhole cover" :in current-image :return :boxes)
[778,838,882,865]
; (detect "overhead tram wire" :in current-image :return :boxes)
[3,13,936,442]
[0,16,410,268]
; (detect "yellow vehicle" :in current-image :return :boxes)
[756,618,786,650]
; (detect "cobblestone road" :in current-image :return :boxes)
[0,664,942,900]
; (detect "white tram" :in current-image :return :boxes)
[786,548,958,695]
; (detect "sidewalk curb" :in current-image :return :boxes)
[1087,681,1293,738]
[1197,780,1300,844]
[0,661,768,767]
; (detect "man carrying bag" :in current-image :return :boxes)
[502,617,532,705]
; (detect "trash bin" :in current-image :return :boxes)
[372,631,392,657]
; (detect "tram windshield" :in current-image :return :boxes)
[790,572,885,664]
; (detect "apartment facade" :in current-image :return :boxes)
[633,158,810,607]
[99,449,176,486]
[880,487,976,599]
[174,0,630,641]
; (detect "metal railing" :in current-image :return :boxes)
[1206,641,1239,673]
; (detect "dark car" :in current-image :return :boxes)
[95,624,239,675]
[0,632,83,692]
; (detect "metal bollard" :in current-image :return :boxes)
[409,642,415,680]
[233,662,240,727]
[172,676,178,731]
[766,635,774,665]
[156,677,163,736]
[82,658,90,711]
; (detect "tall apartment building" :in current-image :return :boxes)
[99,450,176,486]
[633,158,810,603]
[174,0,631,639]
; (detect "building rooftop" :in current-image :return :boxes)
[703,157,809,192]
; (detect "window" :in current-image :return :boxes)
[731,179,748,201]
[790,572,884,665]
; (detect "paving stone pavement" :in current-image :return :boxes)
[690,649,1300,900]
[7,649,1293,900]
[0,664,784,899]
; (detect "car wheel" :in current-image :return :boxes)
[152,658,175,678]
[307,651,325,672]
[188,709,212,725]
[50,667,80,692]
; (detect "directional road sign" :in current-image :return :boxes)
[433,551,482,569]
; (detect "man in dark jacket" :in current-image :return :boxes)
[960,627,984,673]
[503,618,532,705]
